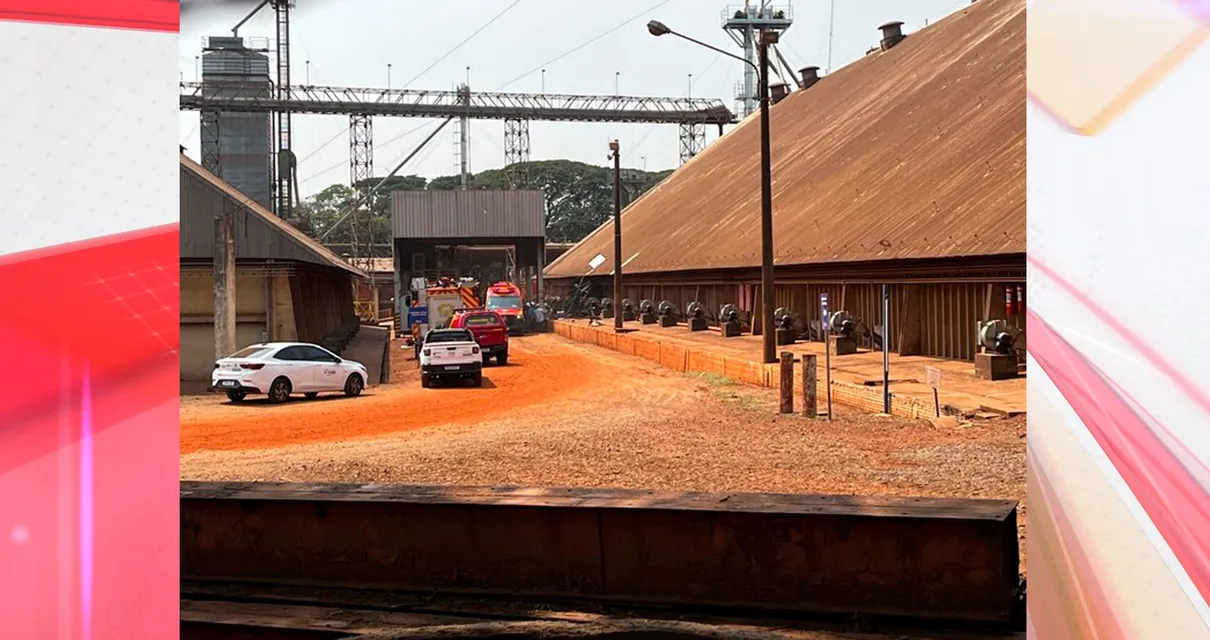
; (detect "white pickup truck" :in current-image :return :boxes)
[418,328,483,388]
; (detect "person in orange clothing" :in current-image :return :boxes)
[411,321,423,360]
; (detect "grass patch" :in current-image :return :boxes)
[686,372,735,387]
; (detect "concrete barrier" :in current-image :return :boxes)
[552,321,954,420]
[182,482,1022,625]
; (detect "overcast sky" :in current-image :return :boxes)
[179,0,972,199]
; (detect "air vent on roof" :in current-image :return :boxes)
[799,66,820,89]
[770,81,789,105]
[879,21,906,51]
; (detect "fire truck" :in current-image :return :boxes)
[408,278,481,334]
[484,281,526,335]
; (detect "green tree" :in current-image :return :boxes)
[427,160,671,242]
[296,174,427,258]
[297,160,672,249]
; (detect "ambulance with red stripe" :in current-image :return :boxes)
[485,281,526,335]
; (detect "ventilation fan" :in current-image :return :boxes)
[773,307,802,345]
[685,301,709,331]
[719,303,747,338]
[979,319,1019,355]
[638,298,657,324]
[656,300,678,327]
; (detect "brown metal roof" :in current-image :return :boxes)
[180,153,365,278]
[546,0,1024,279]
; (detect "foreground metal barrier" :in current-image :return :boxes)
[181,483,1022,626]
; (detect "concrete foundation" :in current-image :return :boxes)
[829,335,858,356]
[775,328,796,346]
[688,317,709,332]
[975,352,1019,381]
[181,483,1022,625]
[657,315,677,328]
[721,321,743,338]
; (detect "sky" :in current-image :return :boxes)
[179,0,974,199]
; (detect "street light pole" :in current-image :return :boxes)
[610,139,624,333]
[647,19,780,363]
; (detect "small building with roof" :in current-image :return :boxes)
[179,153,367,381]
[544,0,1025,361]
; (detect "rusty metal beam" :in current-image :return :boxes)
[181,483,1022,626]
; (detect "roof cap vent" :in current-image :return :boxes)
[878,21,906,51]
[799,66,820,89]
[769,81,789,104]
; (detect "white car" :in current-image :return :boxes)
[210,342,369,403]
[418,328,483,388]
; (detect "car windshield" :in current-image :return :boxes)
[464,313,501,327]
[426,330,473,344]
[230,346,270,359]
[487,295,521,309]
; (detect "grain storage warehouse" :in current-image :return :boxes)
[179,153,366,381]
[544,0,1024,361]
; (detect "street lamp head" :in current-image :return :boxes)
[647,20,671,36]
[609,139,620,153]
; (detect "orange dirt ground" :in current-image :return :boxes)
[181,333,1025,573]
[180,336,592,454]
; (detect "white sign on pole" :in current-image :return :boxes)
[925,366,942,390]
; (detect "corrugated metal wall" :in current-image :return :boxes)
[391,190,546,239]
[549,279,1023,361]
[291,270,357,344]
[181,166,327,264]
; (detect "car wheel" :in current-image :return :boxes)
[497,352,508,366]
[304,392,319,400]
[268,377,292,404]
[344,373,364,397]
[420,373,431,388]
[226,390,246,403]
[472,372,483,387]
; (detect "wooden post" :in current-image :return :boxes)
[779,351,794,414]
[213,212,236,360]
[801,353,817,418]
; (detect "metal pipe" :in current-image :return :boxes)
[882,283,891,413]
[231,0,270,37]
[610,139,623,332]
[758,39,776,364]
[318,117,454,242]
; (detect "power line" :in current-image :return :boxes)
[401,0,523,89]
[300,120,433,185]
[294,2,522,180]
[495,0,673,91]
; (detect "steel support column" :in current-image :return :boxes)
[200,110,222,175]
[678,122,704,165]
[349,114,373,186]
[272,0,295,219]
[503,118,530,188]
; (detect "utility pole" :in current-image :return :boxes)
[610,139,623,332]
[213,207,236,360]
[757,32,778,364]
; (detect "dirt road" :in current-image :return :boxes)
[181,333,1026,571]
[182,334,665,454]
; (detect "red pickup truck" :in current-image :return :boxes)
[448,309,510,365]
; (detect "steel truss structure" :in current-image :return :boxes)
[503,118,531,188]
[349,114,373,185]
[180,82,733,125]
[678,123,705,165]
